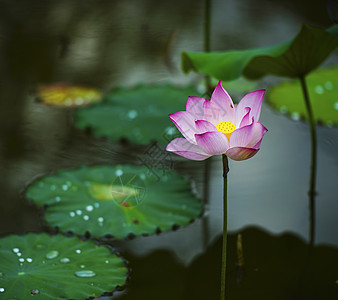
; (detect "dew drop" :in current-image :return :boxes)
[76,210,82,215]
[60,257,70,264]
[326,121,333,128]
[115,169,123,177]
[75,270,96,278]
[98,217,104,223]
[291,112,300,121]
[94,202,100,208]
[105,260,109,264]
[30,289,40,295]
[26,258,33,263]
[80,264,85,269]
[75,97,84,105]
[86,205,94,212]
[127,110,138,119]
[75,249,81,254]
[62,184,69,191]
[12,248,20,253]
[324,81,333,90]
[0,272,3,277]
[314,85,324,94]
[16,252,22,257]
[165,126,175,135]
[279,105,287,114]
[55,196,61,202]
[334,102,338,111]
[69,211,76,217]
[83,215,89,221]
[0,288,5,293]
[46,250,59,259]
[50,185,56,191]
[18,258,24,262]
[139,173,146,180]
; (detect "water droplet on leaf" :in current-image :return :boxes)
[0,288,5,293]
[127,110,138,119]
[75,249,81,254]
[291,112,300,121]
[18,258,24,263]
[76,210,82,215]
[70,211,76,217]
[26,258,33,263]
[60,257,70,264]
[46,250,59,259]
[12,248,20,253]
[83,215,89,221]
[279,105,287,114]
[30,289,40,295]
[324,81,333,90]
[86,205,94,212]
[314,85,324,94]
[74,270,96,278]
[115,169,123,177]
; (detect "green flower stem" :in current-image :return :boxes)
[204,0,212,92]
[220,154,229,300]
[299,75,317,247]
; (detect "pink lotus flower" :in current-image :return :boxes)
[166,81,268,161]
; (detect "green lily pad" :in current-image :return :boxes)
[268,67,338,126]
[26,165,203,238]
[182,24,338,81]
[0,233,127,299]
[74,85,198,145]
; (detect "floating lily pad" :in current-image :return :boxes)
[37,83,102,107]
[268,67,338,126]
[0,233,127,299]
[26,165,203,238]
[182,24,338,81]
[74,85,199,144]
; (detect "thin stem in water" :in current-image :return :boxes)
[299,75,317,248]
[220,154,229,300]
[204,0,212,92]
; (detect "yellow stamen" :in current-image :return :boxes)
[216,121,236,140]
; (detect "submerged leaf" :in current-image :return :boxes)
[182,25,338,80]
[268,67,338,126]
[74,85,198,144]
[26,165,203,238]
[0,233,127,299]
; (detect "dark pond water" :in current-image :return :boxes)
[0,0,337,299]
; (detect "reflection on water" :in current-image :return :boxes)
[0,0,337,299]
